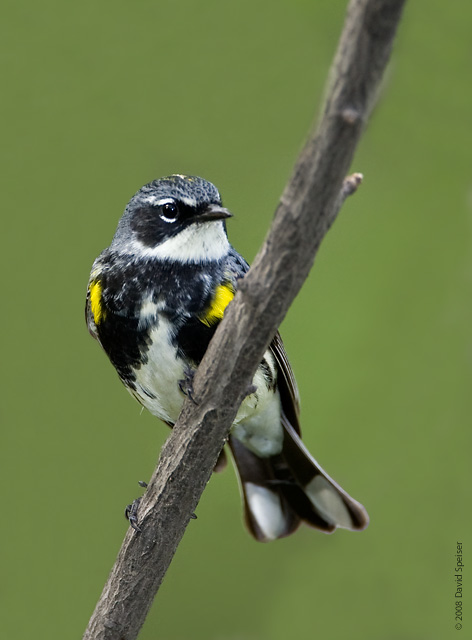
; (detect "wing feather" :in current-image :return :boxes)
[269,331,302,435]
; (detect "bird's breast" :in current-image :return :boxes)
[130,316,188,424]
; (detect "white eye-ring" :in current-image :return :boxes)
[159,201,179,223]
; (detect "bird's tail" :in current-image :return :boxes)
[228,418,369,542]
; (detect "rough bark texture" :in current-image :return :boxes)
[83,1,406,638]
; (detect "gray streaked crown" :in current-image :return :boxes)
[127,174,222,214]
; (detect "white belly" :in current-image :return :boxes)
[131,318,186,424]
[130,318,283,457]
[232,366,284,456]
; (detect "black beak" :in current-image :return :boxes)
[193,204,233,223]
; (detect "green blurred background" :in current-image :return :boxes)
[1,1,470,638]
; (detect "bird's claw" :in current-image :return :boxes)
[125,498,142,532]
[125,480,149,532]
[178,368,198,404]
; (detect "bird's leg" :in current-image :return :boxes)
[178,366,198,404]
[125,480,148,532]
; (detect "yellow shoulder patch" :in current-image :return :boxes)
[89,280,106,325]
[200,282,235,327]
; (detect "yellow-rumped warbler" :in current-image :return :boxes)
[86,174,368,541]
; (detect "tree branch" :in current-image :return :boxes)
[83,1,406,638]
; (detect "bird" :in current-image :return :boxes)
[85,174,369,541]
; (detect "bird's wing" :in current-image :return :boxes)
[269,331,302,436]
[227,247,302,435]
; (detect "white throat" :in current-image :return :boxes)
[132,221,230,263]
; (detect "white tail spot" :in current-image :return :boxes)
[305,476,353,529]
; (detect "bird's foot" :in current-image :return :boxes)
[178,367,198,404]
[125,480,148,532]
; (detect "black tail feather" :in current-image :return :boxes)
[228,436,300,541]
[228,419,369,541]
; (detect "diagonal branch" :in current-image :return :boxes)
[83,1,406,638]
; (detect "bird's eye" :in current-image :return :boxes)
[159,202,179,223]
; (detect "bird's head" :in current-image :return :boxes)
[111,175,233,263]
